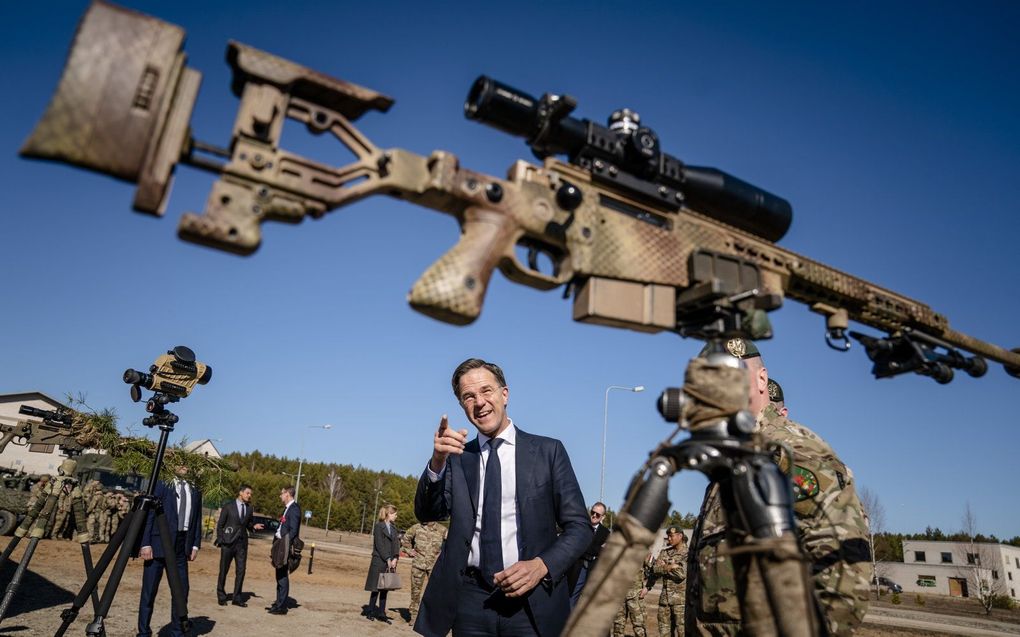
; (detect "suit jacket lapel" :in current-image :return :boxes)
[462,438,481,516]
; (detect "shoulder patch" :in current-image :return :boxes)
[791,466,819,501]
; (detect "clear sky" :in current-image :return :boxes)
[2,1,1018,536]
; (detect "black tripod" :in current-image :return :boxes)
[55,396,191,637]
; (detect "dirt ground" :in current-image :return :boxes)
[0,525,1010,636]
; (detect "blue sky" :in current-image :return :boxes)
[2,1,1018,536]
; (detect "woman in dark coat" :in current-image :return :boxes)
[363,504,400,623]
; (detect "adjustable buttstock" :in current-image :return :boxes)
[408,206,520,325]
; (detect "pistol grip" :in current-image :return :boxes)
[408,206,518,325]
[0,432,15,455]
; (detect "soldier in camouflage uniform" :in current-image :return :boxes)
[100,490,119,543]
[685,340,871,637]
[113,492,130,537]
[83,481,104,542]
[25,474,51,511]
[613,553,653,637]
[50,476,76,539]
[400,520,447,624]
[767,378,788,417]
[655,527,687,637]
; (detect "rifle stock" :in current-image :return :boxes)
[20,1,1020,382]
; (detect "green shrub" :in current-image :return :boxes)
[891,592,902,605]
[989,594,1015,610]
[915,594,925,606]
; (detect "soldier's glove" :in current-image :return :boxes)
[76,532,92,544]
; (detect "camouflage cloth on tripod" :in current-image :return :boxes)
[685,404,871,636]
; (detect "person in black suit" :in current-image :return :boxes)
[362,504,401,623]
[215,484,264,606]
[413,358,590,637]
[567,501,611,607]
[137,463,202,637]
[268,485,301,615]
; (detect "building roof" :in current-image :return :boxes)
[0,392,68,408]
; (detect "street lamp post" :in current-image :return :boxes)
[295,424,332,503]
[601,385,644,503]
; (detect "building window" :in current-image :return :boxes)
[967,553,979,565]
[915,551,926,562]
[917,575,936,587]
[1016,558,1019,568]
[1010,572,1014,581]
[28,443,55,453]
[941,552,953,564]
[993,570,999,579]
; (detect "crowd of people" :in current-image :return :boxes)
[129,344,871,637]
[22,474,131,542]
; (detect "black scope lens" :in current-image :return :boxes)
[681,167,793,243]
[657,387,684,423]
[123,368,154,389]
[465,76,540,137]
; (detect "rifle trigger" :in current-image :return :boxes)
[825,329,851,352]
[527,245,540,272]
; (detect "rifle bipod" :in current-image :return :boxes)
[54,413,190,637]
[0,480,99,626]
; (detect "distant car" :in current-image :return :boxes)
[876,576,903,593]
[250,514,281,539]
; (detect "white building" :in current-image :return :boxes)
[880,539,1020,602]
[0,391,73,475]
[183,439,222,459]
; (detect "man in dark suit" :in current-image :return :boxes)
[268,485,301,615]
[414,358,589,637]
[137,463,202,637]
[215,484,264,606]
[567,501,611,607]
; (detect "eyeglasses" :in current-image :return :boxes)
[590,510,604,518]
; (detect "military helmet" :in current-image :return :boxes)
[698,337,760,360]
[767,378,784,403]
[58,458,78,476]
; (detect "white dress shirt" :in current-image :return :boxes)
[428,421,519,572]
[276,500,294,539]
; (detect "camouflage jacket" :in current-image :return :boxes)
[685,404,871,636]
[401,521,447,570]
[654,545,687,606]
[625,560,653,600]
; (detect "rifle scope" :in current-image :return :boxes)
[466,76,793,242]
[18,405,74,424]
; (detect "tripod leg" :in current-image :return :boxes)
[0,536,23,573]
[0,536,41,623]
[70,494,102,615]
[0,491,62,624]
[53,503,139,637]
[153,509,191,635]
[80,544,101,615]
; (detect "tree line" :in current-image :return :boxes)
[218,450,419,534]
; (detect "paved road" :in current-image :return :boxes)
[866,606,1020,636]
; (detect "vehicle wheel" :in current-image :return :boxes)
[0,510,17,535]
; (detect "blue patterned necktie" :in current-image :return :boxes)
[479,438,504,584]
